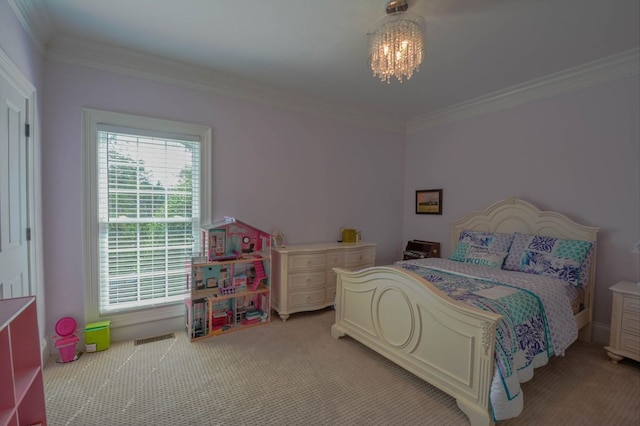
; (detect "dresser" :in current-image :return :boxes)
[605,281,640,363]
[271,242,376,321]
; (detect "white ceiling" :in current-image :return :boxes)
[16,0,640,122]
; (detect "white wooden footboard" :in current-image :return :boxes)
[331,266,502,426]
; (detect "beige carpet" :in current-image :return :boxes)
[43,308,639,425]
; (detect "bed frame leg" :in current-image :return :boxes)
[456,400,493,426]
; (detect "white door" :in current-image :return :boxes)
[0,71,30,299]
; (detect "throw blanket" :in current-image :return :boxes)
[395,258,579,421]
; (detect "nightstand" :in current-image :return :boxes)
[605,281,640,363]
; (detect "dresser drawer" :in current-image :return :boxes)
[289,272,325,291]
[288,253,326,271]
[621,311,640,335]
[326,250,345,268]
[289,288,325,308]
[345,247,375,268]
[623,296,640,314]
[620,331,640,355]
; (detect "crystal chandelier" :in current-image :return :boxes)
[368,0,426,84]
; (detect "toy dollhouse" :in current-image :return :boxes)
[186,217,271,341]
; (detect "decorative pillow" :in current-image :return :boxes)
[520,251,581,283]
[503,232,592,287]
[449,230,514,262]
[464,246,508,269]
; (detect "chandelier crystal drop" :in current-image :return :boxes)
[368,1,425,84]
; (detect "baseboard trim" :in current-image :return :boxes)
[40,337,49,363]
[591,321,609,345]
[109,315,184,343]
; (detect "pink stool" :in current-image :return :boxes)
[53,317,80,363]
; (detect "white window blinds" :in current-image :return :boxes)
[97,125,200,313]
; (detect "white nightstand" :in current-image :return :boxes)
[605,281,640,363]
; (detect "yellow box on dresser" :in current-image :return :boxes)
[605,281,640,363]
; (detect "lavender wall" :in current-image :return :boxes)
[403,76,640,342]
[41,61,406,336]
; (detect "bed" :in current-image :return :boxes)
[331,198,599,425]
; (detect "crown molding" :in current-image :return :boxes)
[407,48,640,134]
[8,0,57,54]
[46,35,639,136]
[0,46,35,93]
[46,35,405,134]
[11,1,638,135]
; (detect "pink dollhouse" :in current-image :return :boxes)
[186,217,271,341]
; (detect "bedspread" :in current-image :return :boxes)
[395,258,579,421]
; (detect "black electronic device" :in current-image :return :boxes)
[403,240,440,260]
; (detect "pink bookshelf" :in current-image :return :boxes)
[0,296,46,426]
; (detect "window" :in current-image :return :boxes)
[83,109,211,327]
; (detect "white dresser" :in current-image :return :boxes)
[605,281,640,363]
[271,242,376,321]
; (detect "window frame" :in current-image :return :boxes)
[83,108,211,328]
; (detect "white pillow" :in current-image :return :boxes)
[464,246,507,269]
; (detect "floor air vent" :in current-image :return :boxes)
[134,332,175,346]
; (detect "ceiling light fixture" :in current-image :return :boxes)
[368,0,426,84]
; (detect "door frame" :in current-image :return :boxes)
[0,47,38,298]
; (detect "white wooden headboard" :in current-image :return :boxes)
[449,197,600,341]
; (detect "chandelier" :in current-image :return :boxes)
[368,0,426,84]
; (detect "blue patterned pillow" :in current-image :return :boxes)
[520,251,581,283]
[449,230,514,262]
[503,232,592,287]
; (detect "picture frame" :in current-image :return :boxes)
[206,277,218,289]
[415,189,443,215]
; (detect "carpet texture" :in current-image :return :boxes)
[43,308,639,425]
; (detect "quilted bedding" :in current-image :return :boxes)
[395,258,579,421]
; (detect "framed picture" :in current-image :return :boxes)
[416,189,443,215]
[206,277,218,289]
